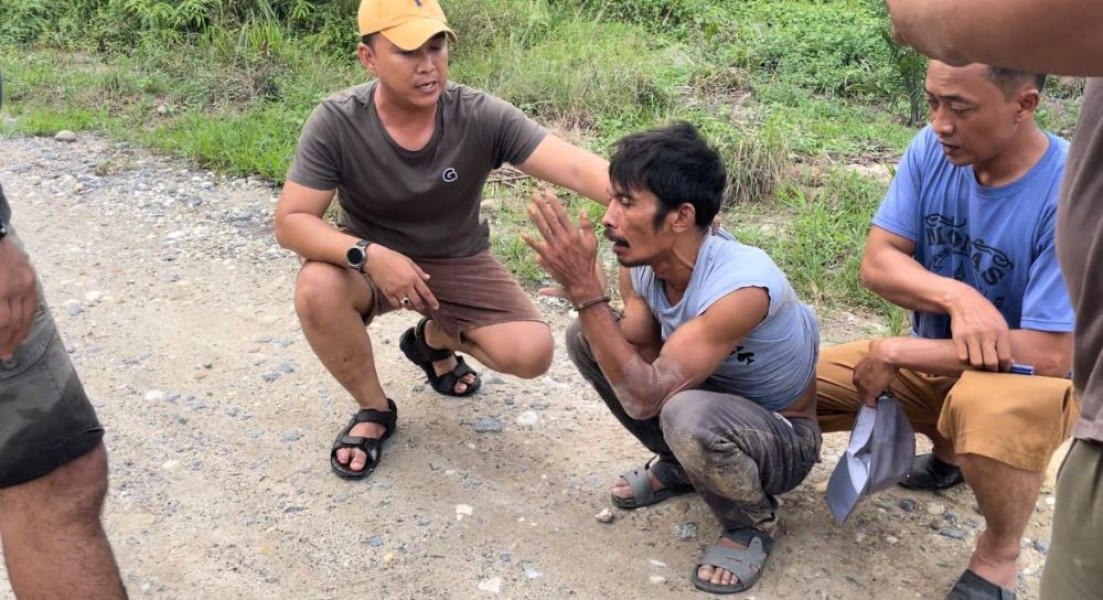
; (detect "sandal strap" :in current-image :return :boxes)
[698,537,767,586]
[721,527,775,555]
[646,456,690,490]
[623,468,654,505]
[411,318,453,362]
[350,401,397,433]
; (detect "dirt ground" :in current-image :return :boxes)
[0,132,1063,599]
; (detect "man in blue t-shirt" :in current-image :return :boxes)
[527,122,821,594]
[817,61,1079,599]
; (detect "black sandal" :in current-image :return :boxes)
[947,569,1016,599]
[399,317,481,397]
[330,398,397,480]
[899,453,965,491]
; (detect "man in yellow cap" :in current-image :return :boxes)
[275,0,611,479]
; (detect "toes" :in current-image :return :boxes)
[453,381,468,394]
[697,565,714,582]
[336,448,351,466]
[349,449,367,472]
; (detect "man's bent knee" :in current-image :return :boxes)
[940,372,1077,472]
[295,261,365,322]
[494,329,553,378]
[659,391,713,451]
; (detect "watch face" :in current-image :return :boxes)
[346,245,365,268]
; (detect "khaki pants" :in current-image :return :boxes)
[816,340,1079,472]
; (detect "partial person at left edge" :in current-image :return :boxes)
[0,71,128,599]
[274,0,610,481]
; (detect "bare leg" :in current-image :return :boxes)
[425,319,553,379]
[0,444,127,599]
[295,261,389,473]
[957,453,1044,589]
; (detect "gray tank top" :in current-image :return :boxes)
[631,230,820,411]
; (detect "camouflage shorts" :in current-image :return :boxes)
[0,230,102,488]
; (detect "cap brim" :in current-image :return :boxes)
[380,19,457,51]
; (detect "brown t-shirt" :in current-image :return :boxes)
[287,82,547,258]
[1056,78,1103,443]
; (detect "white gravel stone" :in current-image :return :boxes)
[516,411,540,427]
[477,577,502,593]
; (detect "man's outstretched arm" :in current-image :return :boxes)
[517,135,611,206]
[888,0,1103,75]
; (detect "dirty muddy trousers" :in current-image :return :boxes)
[565,319,821,530]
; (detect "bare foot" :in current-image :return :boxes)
[695,524,776,591]
[611,468,666,502]
[335,420,390,473]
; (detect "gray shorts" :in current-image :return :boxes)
[0,231,103,488]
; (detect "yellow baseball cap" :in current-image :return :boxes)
[358,0,457,51]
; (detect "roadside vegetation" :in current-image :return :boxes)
[0,0,1085,331]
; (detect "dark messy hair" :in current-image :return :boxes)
[608,121,726,231]
[985,66,1047,98]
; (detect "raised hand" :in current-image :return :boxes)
[523,189,605,304]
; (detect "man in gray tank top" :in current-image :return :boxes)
[527,122,821,594]
[275,0,611,481]
[883,2,1103,598]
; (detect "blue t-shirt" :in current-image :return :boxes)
[873,126,1075,339]
[630,231,820,412]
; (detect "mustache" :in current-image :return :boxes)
[603,230,628,245]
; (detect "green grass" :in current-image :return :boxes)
[0,0,1085,332]
[730,169,890,311]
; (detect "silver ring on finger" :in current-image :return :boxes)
[399,296,411,308]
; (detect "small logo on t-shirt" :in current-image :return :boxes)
[442,168,458,183]
[729,345,756,365]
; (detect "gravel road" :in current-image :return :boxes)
[0,131,1061,599]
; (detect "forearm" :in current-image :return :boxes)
[580,304,679,420]
[274,213,360,265]
[878,330,1070,377]
[889,0,1103,75]
[862,250,973,314]
[568,151,612,206]
[517,136,611,206]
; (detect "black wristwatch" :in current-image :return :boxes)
[345,239,372,272]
